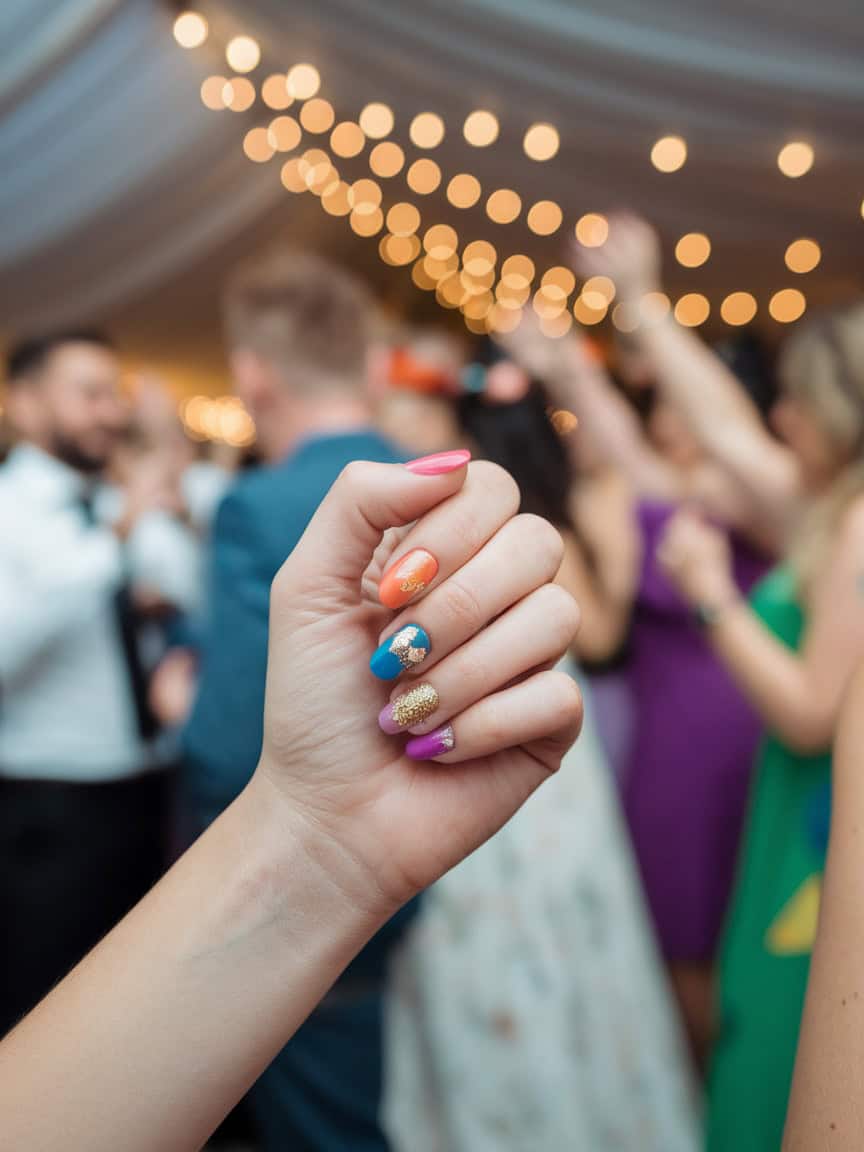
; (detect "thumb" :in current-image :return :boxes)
[277,452,471,603]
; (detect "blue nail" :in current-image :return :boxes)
[370,624,431,680]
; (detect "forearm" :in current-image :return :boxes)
[0,771,385,1152]
[708,603,832,752]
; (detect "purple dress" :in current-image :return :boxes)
[622,501,767,963]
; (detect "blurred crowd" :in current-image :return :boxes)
[2,214,864,1152]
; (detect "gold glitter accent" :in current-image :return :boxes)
[438,725,455,750]
[389,626,428,670]
[399,575,427,595]
[390,683,439,727]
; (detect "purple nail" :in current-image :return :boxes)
[406,725,455,761]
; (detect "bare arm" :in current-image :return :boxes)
[575,215,801,536]
[660,505,864,752]
[783,662,864,1150]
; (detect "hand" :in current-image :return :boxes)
[657,508,737,608]
[572,471,641,602]
[499,310,595,386]
[115,456,184,538]
[572,213,663,305]
[149,648,197,728]
[253,458,582,913]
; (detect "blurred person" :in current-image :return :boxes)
[0,331,196,1037]
[0,455,585,1152]
[505,316,769,1066]
[371,329,465,456]
[385,359,700,1152]
[183,249,418,1152]
[580,213,864,1152]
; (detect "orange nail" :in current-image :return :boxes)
[379,549,439,610]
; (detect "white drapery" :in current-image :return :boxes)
[0,0,861,337]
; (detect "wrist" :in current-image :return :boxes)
[692,589,743,631]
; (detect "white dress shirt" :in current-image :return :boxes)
[0,445,198,781]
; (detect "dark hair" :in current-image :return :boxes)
[5,330,114,384]
[457,379,574,527]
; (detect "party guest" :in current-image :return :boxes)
[580,213,864,1152]
[183,250,414,1152]
[0,332,196,1036]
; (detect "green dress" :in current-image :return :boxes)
[707,566,832,1152]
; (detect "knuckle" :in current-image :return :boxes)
[442,577,485,635]
[470,460,521,515]
[512,513,565,575]
[550,673,584,732]
[538,583,581,641]
[336,459,371,492]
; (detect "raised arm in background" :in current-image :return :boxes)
[0,457,581,1152]
[783,661,864,1149]
[574,215,801,546]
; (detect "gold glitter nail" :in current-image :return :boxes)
[390,683,439,727]
[389,626,428,670]
[400,575,427,595]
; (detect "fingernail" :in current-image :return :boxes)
[379,549,438,610]
[379,683,439,734]
[370,624,431,680]
[406,725,455,761]
[405,450,471,476]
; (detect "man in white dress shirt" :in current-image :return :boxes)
[0,331,195,1036]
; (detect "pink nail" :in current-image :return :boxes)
[405,450,471,476]
[406,725,455,760]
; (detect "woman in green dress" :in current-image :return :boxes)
[576,217,864,1151]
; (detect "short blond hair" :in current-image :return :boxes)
[223,248,371,388]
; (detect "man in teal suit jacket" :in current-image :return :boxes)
[184,251,416,1151]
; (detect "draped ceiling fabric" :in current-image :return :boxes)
[0,0,862,389]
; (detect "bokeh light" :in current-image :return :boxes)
[411,259,438,291]
[243,127,274,163]
[769,288,807,323]
[463,240,497,277]
[582,275,616,305]
[261,74,292,110]
[280,158,307,192]
[575,213,609,247]
[651,135,687,173]
[410,112,445,149]
[541,266,576,301]
[226,35,260,74]
[463,110,499,147]
[200,76,228,110]
[447,173,482,209]
[386,202,421,236]
[527,200,563,236]
[223,78,255,112]
[349,178,382,214]
[777,142,814,178]
[359,102,394,139]
[523,123,560,161]
[380,234,421,266]
[721,292,758,326]
[674,293,711,327]
[350,207,384,237]
[267,115,301,152]
[330,121,365,158]
[501,255,535,290]
[486,189,522,225]
[541,313,574,339]
[487,305,524,334]
[785,238,821,274]
[369,141,405,178]
[300,98,335,134]
[287,64,321,101]
[406,158,441,195]
[675,233,711,268]
[173,12,208,48]
[424,225,459,260]
[321,181,352,216]
[574,296,608,326]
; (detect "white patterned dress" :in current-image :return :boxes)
[384,666,701,1152]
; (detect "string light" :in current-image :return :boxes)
[486,189,522,225]
[463,292,494,320]
[785,238,821,274]
[200,76,228,110]
[533,288,566,320]
[551,409,578,433]
[300,98,335,134]
[496,281,530,309]
[423,252,459,280]
[226,36,260,74]
[369,141,404,177]
[675,233,711,268]
[721,292,758,326]
[651,136,687,173]
[574,296,608,325]
[280,158,307,192]
[446,174,481,209]
[287,64,321,100]
[330,122,365,158]
[540,312,573,339]
[243,127,274,163]
[541,267,576,301]
[463,240,497,277]
[582,275,615,305]
[461,267,495,295]
[777,142,814,178]
[575,214,609,247]
[267,115,301,151]
[407,159,441,195]
[350,207,384,236]
[424,225,459,261]
[436,272,467,309]
[487,305,523,334]
[527,200,563,236]
[223,78,255,112]
[410,112,445,149]
[349,178,382,214]
[380,235,421,266]
[464,110,499,147]
[411,259,438,291]
[173,12,208,48]
[769,288,807,323]
[261,75,292,110]
[321,181,352,216]
[674,293,711,327]
[500,255,535,290]
[386,202,421,236]
[523,123,559,161]
[359,103,394,139]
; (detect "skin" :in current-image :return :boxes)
[0,459,582,1152]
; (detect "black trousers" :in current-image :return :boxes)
[0,770,170,1037]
